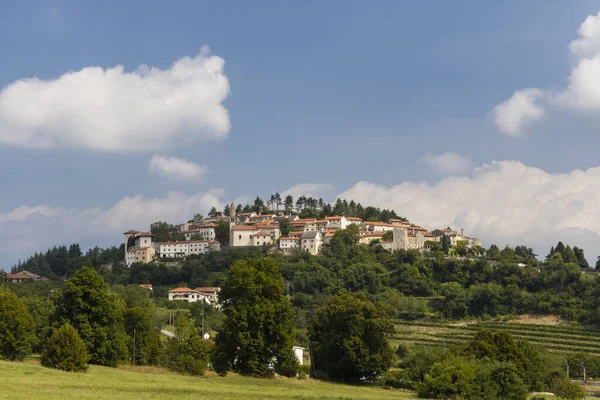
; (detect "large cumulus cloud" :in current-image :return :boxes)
[0,46,230,151]
[338,161,600,261]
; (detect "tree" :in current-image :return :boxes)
[487,244,501,260]
[21,296,54,351]
[150,221,175,243]
[215,221,230,246]
[223,204,230,217]
[382,230,393,242]
[213,258,297,377]
[208,207,218,217]
[442,235,450,255]
[309,291,394,383]
[573,247,589,269]
[284,195,294,212]
[252,197,265,213]
[193,213,203,222]
[163,315,212,375]
[0,291,36,360]
[41,323,90,372]
[279,218,291,236]
[417,356,478,399]
[124,308,162,366]
[553,379,585,400]
[440,282,468,319]
[53,267,129,367]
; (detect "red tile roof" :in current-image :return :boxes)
[6,273,30,280]
[231,226,260,231]
[124,230,139,234]
[168,287,195,293]
[255,231,271,237]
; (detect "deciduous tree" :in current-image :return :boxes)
[0,291,36,361]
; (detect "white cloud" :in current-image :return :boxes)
[0,190,225,265]
[492,10,600,135]
[282,183,337,201]
[0,46,230,152]
[493,89,545,136]
[338,160,600,261]
[417,152,472,175]
[148,155,207,181]
[569,12,600,59]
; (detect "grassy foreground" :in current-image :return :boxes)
[0,360,414,400]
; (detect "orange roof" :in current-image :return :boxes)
[292,218,316,223]
[124,230,139,234]
[280,237,300,241]
[346,217,362,221]
[6,273,30,279]
[364,221,390,226]
[324,216,343,220]
[160,241,191,245]
[177,229,201,234]
[195,287,219,292]
[231,225,260,231]
[255,224,278,229]
[168,287,196,293]
[255,231,270,237]
[137,232,153,237]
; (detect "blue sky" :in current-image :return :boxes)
[3,0,600,266]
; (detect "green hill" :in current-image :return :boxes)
[0,360,414,400]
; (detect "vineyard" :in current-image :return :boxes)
[393,319,600,356]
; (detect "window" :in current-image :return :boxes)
[239,235,242,240]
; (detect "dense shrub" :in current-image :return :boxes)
[41,323,90,372]
[0,291,36,360]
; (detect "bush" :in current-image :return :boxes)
[0,291,37,361]
[41,323,90,372]
[396,343,410,358]
[384,369,413,389]
[296,364,310,379]
[553,379,585,400]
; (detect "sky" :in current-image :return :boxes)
[2,0,600,266]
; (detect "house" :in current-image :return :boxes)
[195,287,220,307]
[346,217,363,226]
[230,225,280,247]
[290,218,317,232]
[358,231,385,245]
[279,237,301,254]
[126,246,156,266]
[167,287,210,303]
[5,270,45,283]
[179,224,217,241]
[159,240,219,258]
[324,216,348,230]
[5,272,32,283]
[139,284,153,291]
[363,221,395,232]
[253,231,273,246]
[301,231,322,255]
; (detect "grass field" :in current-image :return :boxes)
[393,318,600,356]
[0,360,415,400]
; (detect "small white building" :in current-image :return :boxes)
[293,346,305,365]
[168,287,211,303]
[279,237,301,254]
[301,231,322,255]
[159,240,218,259]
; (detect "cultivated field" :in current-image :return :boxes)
[0,360,414,400]
[393,318,600,356]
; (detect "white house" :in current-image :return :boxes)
[159,240,218,258]
[195,287,221,307]
[168,287,211,303]
[324,216,348,230]
[231,225,280,247]
[301,231,322,255]
[293,346,305,365]
[279,237,301,254]
[253,231,273,246]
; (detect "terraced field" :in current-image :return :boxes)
[393,320,600,355]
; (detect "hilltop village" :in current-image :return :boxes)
[123,201,481,266]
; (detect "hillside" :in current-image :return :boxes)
[393,317,600,357]
[0,360,414,400]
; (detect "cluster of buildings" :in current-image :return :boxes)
[122,202,481,266]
